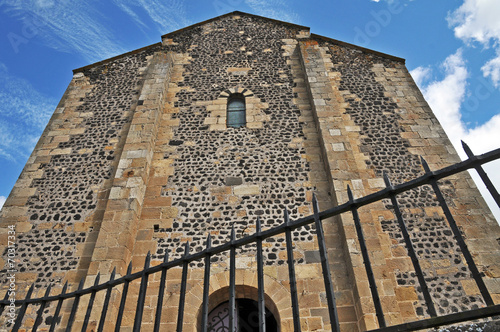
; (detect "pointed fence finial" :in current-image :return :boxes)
[126,261,133,275]
[110,267,116,281]
[312,192,318,204]
[256,216,262,233]
[462,140,474,157]
[283,208,290,225]
[206,233,212,249]
[144,251,151,268]
[163,248,169,263]
[383,171,391,187]
[184,241,190,256]
[94,273,101,285]
[44,285,52,297]
[62,281,68,294]
[231,224,236,242]
[25,283,35,299]
[420,156,431,173]
[77,278,85,290]
[347,185,354,202]
[312,192,320,216]
[26,284,35,297]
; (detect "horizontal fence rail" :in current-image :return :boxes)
[1,142,500,331]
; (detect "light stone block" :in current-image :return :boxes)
[234,185,260,195]
[331,143,345,151]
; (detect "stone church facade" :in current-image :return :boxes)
[1,11,499,331]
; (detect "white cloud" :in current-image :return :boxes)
[462,116,500,224]
[0,63,56,164]
[411,51,500,222]
[412,50,469,145]
[0,196,6,210]
[0,0,126,62]
[112,0,190,34]
[410,66,432,87]
[244,0,301,24]
[463,114,500,153]
[448,0,500,45]
[369,0,402,3]
[1,0,194,60]
[448,0,500,87]
[482,54,500,88]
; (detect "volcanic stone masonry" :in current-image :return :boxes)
[1,11,499,332]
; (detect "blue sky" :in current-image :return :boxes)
[0,0,499,220]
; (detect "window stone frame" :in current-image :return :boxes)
[202,87,270,131]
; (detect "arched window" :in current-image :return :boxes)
[227,93,246,128]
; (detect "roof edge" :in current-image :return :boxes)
[161,10,310,40]
[311,33,405,64]
[72,42,162,74]
[72,13,405,73]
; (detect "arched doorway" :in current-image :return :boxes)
[197,284,281,332]
[207,299,278,332]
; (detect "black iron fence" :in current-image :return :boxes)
[2,141,500,332]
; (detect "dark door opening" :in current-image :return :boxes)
[207,299,278,332]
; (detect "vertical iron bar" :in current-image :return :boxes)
[97,268,116,332]
[49,282,68,332]
[81,274,100,332]
[284,209,301,332]
[133,252,152,332]
[32,285,52,332]
[201,235,212,332]
[176,242,190,332]
[154,251,169,332]
[312,194,340,332]
[65,279,85,332]
[421,157,494,306]
[384,172,437,317]
[462,141,500,207]
[347,186,386,328]
[0,291,9,316]
[12,284,34,331]
[115,262,133,332]
[229,225,237,332]
[256,217,266,332]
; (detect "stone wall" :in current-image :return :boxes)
[1,11,499,332]
[125,14,352,331]
[152,15,317,261]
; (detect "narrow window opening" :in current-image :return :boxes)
[227,93,246,128]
